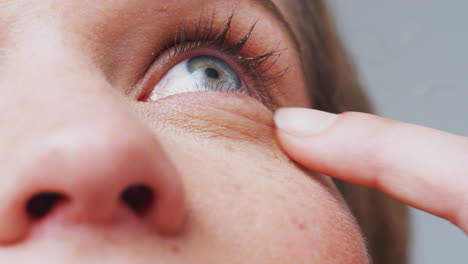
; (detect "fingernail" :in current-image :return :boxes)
[274,108,338,137]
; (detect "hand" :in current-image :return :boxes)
[274,108,468,233]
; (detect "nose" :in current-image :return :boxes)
[0,118,186,244]
[0,96,186,245]
[0,120,186,244]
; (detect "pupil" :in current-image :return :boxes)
[205,68,219,79]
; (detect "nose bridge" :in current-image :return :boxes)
[7,34,104,95]
[0,16,126,154]
[1,19,101,108]
[4,15,86,72]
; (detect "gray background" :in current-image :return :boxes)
[328,0,468,263]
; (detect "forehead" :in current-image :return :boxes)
[0,0,294,52]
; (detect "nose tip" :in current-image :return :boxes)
[0,127,186,245]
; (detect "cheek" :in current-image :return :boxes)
[158,134,368,263]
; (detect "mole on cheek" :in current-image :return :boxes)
[233,183,242,191]
[170,244,181,254]
[291,217,308,231]
[224,144,234,152]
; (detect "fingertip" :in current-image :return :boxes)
[274,108,339,137]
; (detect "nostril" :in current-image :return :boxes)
[26,192,67,220]
[120,184,154,216]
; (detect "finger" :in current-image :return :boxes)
[274,108,468,233]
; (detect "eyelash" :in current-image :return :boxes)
[154,13,287,108]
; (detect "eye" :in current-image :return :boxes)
[148,55,244,101]
[139,14,285,108]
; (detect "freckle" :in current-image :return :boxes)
[170,245,181,254]
[225,145,234,151]
[292,218,307,231]
[298,223,307,231]
[272,152,280,160]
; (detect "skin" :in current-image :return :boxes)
[0,0,369,263]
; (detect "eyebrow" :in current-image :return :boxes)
[256,0,301,49]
